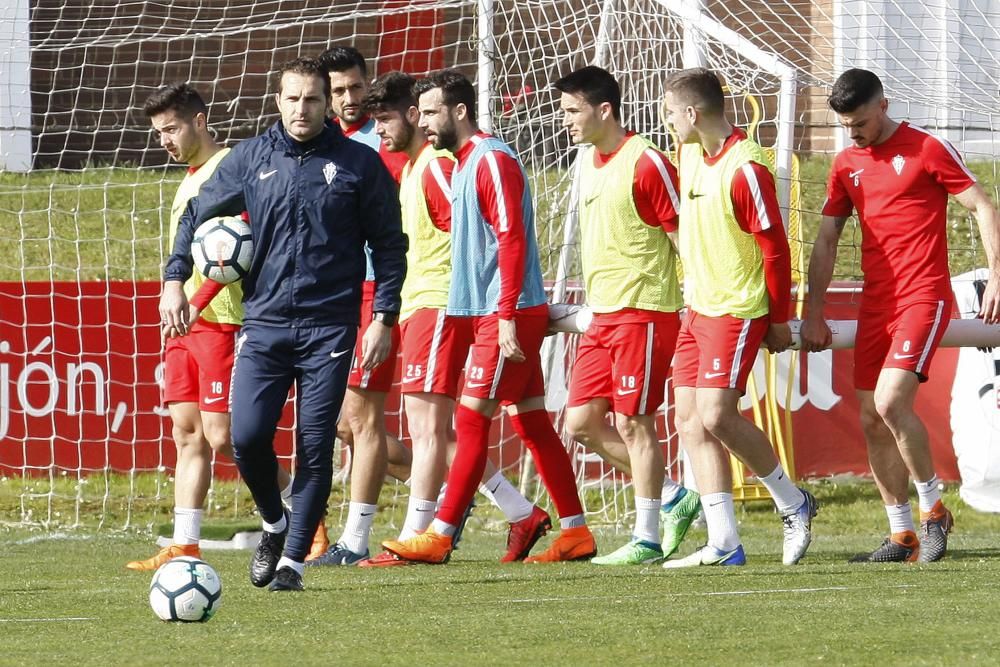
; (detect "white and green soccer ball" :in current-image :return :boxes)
[149,556,222,622]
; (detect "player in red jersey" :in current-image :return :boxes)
[382,69,595,564]
[803,68,1000,563]
[357,72,551,567]
[306,47,413,564]
[554,66,700,566]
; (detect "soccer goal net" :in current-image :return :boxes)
[1,0,998,532]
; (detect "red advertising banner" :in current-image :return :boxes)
[0,282,962,481]
[0,282,290,477]
[1,281,163,473]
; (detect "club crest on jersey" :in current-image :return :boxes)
[892,154,905,175]
[323,162,338,185]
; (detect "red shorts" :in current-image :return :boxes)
[672,310,768,393]
[348,281,401,392]
[463,306,549,403]
[162,325,237,413]
[399,308,474,398]
[854,299,952,391]
[568,312,680,415]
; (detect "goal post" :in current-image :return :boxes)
[550,306,1000,352]
[665,0,799,218]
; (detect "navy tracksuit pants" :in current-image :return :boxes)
[229,322,356,562]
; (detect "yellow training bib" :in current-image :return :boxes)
[399,144,456,322]
[677,136,774,319]
[578,134,682,314]
[168,147,243,325]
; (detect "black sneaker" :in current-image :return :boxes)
[849,533,919,563]
[250,521,288,587]
[268,566,304,592]
[917,504,954,563]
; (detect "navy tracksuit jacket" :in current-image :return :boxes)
[165,120,407,562]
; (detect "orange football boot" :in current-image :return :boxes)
[305,522,331,562]
[125,543,201,571]
[523,525,597,563]
[382,529,453,564]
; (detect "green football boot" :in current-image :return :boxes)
[660,488,701,558]
[591,538,664,565]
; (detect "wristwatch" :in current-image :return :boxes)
[372,311,398,327]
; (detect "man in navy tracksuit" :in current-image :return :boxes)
[162,58,407,591]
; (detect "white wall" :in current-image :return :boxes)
[0,0,32,171]
[835,0,1000,158]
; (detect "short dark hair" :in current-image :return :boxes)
[277,57,331,99]
[364,71,417,115]
[318,46,367,77]
[828,68,884,114]
[142,83,208,119]
[664,68,725,117]
[553,66,622,121]
[413,69,476,120]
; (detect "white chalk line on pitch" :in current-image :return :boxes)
[503,583,918,604]
[0,617,97,623]
[7,532,95,546]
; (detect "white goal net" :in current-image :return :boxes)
[1,0,998,532]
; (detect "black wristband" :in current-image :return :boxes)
[373,311,398,327]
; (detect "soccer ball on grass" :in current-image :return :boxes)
[191,215,253,284]
[149,556,222,622]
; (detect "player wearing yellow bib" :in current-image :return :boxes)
[661,68,817,568]
[127,84,291,571]
[554,66,700,566]
[358,72,551,567]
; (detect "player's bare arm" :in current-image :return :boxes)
[498,317,525,362]
[666,229,679,253]
[954,183,1000,324]
[159,279,190,340]
[801,214,849,351]
[360,318,392,370]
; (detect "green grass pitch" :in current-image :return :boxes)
[3,481,1000,666]
[1,150,999,665]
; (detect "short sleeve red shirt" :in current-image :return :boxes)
[822,122,976,307]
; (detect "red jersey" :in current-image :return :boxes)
[420,151,454,232]
[822,122,976,307]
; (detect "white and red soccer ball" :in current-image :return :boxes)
[191,215,253,285]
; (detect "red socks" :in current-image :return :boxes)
[437,404,491,527]
[509,409,584,519]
